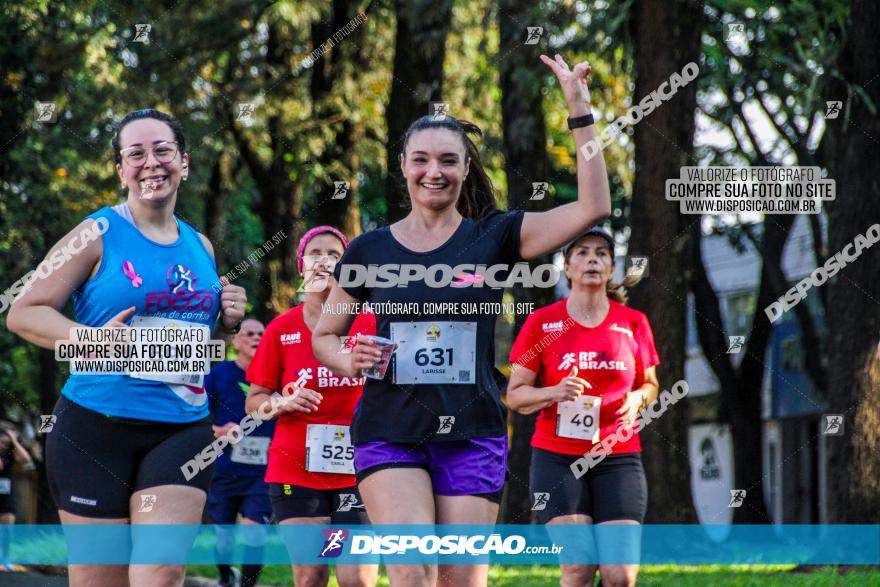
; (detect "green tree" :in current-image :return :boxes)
[497,0,553,522]
[627,0,704,523]
[691,0,847,523]
[825,0,880,524]
[383,0,454,223]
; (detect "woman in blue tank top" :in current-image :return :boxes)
[8,109,247,587]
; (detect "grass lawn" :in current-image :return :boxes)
[186,564,880,585]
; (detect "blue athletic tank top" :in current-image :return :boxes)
[60,206,221,423]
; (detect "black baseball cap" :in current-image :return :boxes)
[563,227,615,256]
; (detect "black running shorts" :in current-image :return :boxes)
[46,395,214,518]
[269,483,369,525]
[529,447,647,524]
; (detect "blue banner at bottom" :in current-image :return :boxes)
[2,525,878,565]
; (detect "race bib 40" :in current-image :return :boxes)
[556,395,602,442]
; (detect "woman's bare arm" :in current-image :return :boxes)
[520,55,611,260]
[7,219,106,349]
[312,285,382,378]
[507,365,588,415]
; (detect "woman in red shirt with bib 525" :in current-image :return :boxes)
[508,227,659,587]
[245,226,377,587]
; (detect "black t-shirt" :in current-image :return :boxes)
[334,209,525,444]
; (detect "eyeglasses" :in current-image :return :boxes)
[119,141,179,167]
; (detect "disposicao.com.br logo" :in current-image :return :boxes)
[337,262,560,289]
[320,531,563,557]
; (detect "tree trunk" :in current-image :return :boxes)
[690,217,788,522]
[225,20,300,323]
[311,0,365,236]
[497,0,552,523]
[732,215,794,522]
[202,155,228,271]
[628,0,703,523]
[825,0,880,524]
[383,0,453,223]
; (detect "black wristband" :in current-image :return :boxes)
[567,113,595,129]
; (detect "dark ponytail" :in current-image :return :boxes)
[112,109,187,165]
[401,116,497,219]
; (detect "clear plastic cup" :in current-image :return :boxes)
[360,335,397,380]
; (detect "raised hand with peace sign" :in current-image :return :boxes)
[518,53,610,261]
[540,53,593,116]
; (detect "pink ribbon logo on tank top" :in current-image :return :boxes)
[122,261,143,287]
[453,272,484,285]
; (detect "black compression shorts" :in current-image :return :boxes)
[269,483,369,525]
[529,447,647,524]
[46,394,214,518]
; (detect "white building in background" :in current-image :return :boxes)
[686,214,828,526]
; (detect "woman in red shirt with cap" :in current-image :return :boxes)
[507,227,660,587]
[245,226,378,587]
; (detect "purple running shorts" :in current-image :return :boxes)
[354,436,507,502]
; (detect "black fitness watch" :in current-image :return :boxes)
[567,113,595,129]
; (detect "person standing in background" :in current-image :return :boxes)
[246,227,378,587]
[508,228,659,587]
[7,108,247,587]
[0,427,32,572]
[205,318,271,587]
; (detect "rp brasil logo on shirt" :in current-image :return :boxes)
[558,351,627,371]
[144,264,216,313]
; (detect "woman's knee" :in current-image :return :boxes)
[598,564,638,587]
[560,564,598,587]
[386,563,436,586]
[437,563,488,587]
[336,564,378,587]
[69,564,129,587]
[293,564,330,587]
[337,574,377,587]
[130,563,187,587]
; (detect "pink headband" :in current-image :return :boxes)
[297,225,349,274]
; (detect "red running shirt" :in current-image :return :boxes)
[509,299,660,456]
[246,305,375,489]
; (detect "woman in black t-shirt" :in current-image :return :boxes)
[313,54,611,587]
